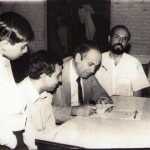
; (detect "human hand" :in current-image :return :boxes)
[98,97,113,105]
[71,105,96,117]
[96,100,114,114]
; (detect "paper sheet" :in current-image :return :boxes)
[92,96,145,120]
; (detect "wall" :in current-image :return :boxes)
[111,0,150,64]
[47,0,110,60]
[0,0,47,52]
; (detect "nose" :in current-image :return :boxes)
[118,37,125,44]
[118,37,123,43]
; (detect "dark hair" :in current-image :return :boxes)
[110,25,131,41]
[73,40,100,58]
[0,11,34,44]
[28,50,55,79]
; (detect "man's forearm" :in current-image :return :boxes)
[52,106,72,124]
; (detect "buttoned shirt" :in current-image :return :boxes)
[18,77,56,149]
[23,92,55,150]
[96,52,150,96]
[70,59,84,106]
[17,77,56,130]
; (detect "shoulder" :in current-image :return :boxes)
[17,76,28,84]
[62,57,72,71]
[102,51,109,58]
[101,51,111,64]
[84,75,99,86]
[36,92,53,104]
[31,92,52,111]
[124,54,146,74]
[124,53,141,64]
[17,77,29,90]
[63,56,72,65]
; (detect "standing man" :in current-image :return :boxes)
[53,41,112,123]
[0,12,34,149]
[95,25,150,97]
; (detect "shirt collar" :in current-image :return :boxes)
[0,54,10,66]
[22,77,39,103]
[70,59,79,81]
[108,51,125,59]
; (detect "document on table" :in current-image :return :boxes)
[92,96,145,121]
[97,109,142,120]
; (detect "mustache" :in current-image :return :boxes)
[112,43,123,50]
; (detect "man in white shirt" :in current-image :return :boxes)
[0,12,34,149]
[18,51,62,150]
[95,25,150,97]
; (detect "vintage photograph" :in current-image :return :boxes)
[0,0,150,149]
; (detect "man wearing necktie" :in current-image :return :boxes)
[53,41,112,123]
[76,77,84,105]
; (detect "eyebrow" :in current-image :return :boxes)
[113,34,128,38]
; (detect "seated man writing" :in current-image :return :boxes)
[53,41,113,123]
[18,51,62,150]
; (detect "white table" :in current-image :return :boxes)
[36,96,150,149]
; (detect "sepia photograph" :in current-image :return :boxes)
[0,0,150,149]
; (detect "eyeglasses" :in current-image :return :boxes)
[112,34,128,43]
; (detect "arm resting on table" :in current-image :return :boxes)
[52,106,72,124]
[52,105,96,124]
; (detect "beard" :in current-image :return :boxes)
[110,43,125,55]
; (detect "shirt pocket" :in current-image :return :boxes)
[116,77,132,96]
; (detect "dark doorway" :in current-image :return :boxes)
[47,0,110,60]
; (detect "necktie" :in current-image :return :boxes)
[76,77,84,105]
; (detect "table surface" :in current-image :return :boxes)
[36,96,150,149]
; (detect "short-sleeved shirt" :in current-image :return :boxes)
[23,92,56,150]
[95,52,150,96]
[18,77,56,149]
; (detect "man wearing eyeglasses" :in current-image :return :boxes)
[95,25,150,97]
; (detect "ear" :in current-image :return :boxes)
[55,63,62,72]
[75,53,82,63]
[39,73,46,79]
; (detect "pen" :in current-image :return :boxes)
[133,110,138,119]
[102,65,108,71]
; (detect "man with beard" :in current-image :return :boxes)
[53,41,112,123]
[96,25,150,97]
